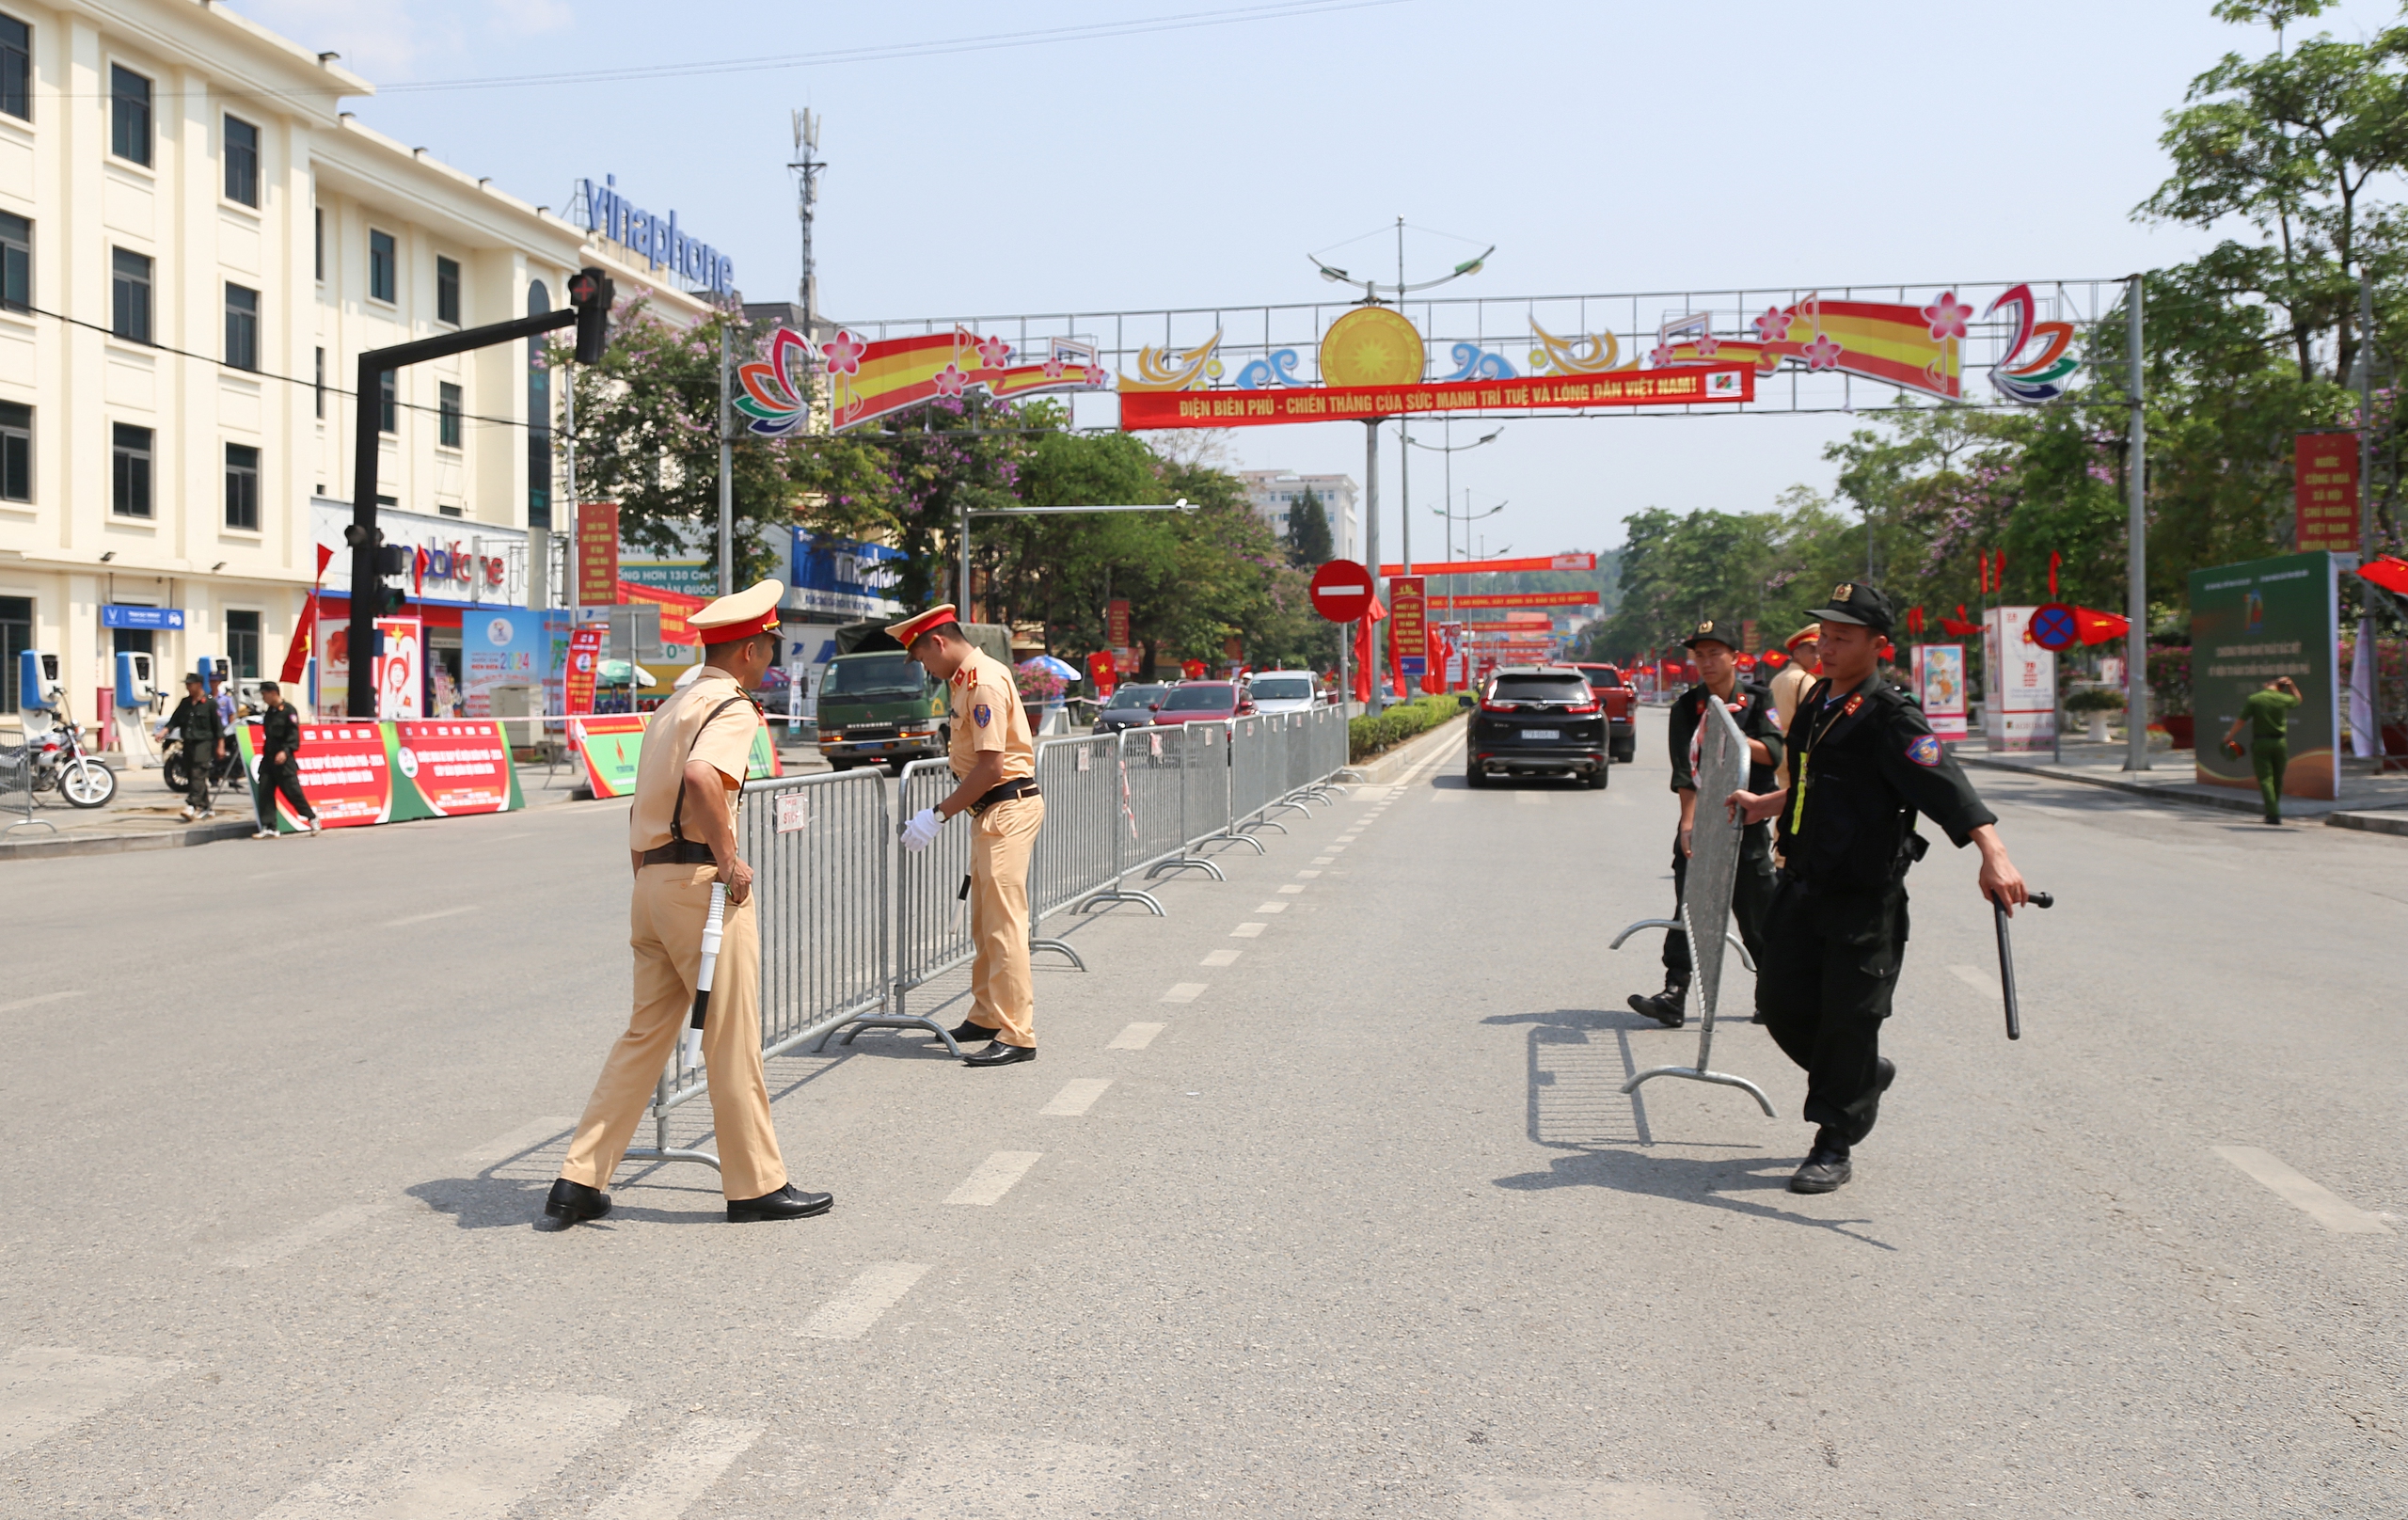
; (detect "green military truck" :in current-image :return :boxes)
[815,618,1013,772]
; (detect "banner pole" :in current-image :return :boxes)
[1365,420,1383,716]
[2124,273,2150,772]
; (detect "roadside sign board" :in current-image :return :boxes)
[1308,559,1374,623]
[2029,602,2080,653]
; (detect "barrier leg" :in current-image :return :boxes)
[1607,917,1680,949]
[1031,934,1085,970]
[621,1065,724,1173]
[1612,904,1773,1116]
[1076,879,1165,915]
[1145,854,1226,881]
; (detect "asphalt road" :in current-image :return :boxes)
[4,709,2402,1518]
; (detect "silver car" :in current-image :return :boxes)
[1244,670,1320,716]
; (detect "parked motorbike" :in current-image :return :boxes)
[20,694,116,808]
[159,733,243,798]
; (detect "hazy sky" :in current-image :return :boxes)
[247,0,2401,562]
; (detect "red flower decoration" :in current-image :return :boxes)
[1042,355,1068,379]
[975,335,1013,371]
[822,328,867,376]
[1753,306,1793,343]
[932,363,969,398]
[1920,291,1973,342]
[1802,334,1845,372]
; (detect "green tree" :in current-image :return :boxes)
[1285,484,1334,568]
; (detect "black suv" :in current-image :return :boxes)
[1467,667,1608,787]
[1095,683,1173,734]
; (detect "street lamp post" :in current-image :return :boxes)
[1408,422,1503,644]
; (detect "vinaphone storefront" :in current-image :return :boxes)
[0,0,713,731]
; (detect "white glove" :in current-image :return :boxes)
[901,807,943,853]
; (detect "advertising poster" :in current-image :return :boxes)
[2189,551,2338,800]
[570,712,782,799]
[373,617,424,720]
[1982,607,2057,752]
[1916,644,1970,739]
[315,616,351,713]
[1389,577,1426,675]
[393,720,524,815]
[577,501,621,606]
[236,721,401,831]
[564,624,607,715]
[463,610,547,718]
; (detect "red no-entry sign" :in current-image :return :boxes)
[1308,559,1374,623]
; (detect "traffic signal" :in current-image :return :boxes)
[569,266,614,364]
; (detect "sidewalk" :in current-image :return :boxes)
[1956,735,2408,835]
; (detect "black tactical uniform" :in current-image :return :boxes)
[165,685,225,815]
[252,699,318,832]
[1631,618,1785,1028]
[1756,583,1996,1192]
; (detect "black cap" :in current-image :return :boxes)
[1680,616,1743,652]
[1805,580,1895,636]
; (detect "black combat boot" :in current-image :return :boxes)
[1788,1129,1853,1194]
[1627,974,1689,1029]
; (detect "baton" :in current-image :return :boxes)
[683,882,728,1069]
[1992,889,2054,1040]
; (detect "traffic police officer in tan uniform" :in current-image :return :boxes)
[891,604,1045,1067]
[547,580,834,1225]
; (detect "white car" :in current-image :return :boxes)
[1244,670,1320,715]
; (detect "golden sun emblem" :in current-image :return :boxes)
[1318,307,1426,388]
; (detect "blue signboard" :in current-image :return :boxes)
[789,532,907,619]
[102,605,185,630]
[577,175,735,297]
[1400,656,1427,675]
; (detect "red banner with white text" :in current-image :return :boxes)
[1120,366,1754,430]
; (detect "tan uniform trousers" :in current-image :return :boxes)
[964,795,1044,1048]
[561,863,789,1201]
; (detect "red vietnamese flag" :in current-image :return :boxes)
[2074,607,2130,644]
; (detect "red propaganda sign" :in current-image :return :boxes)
[1389,577,1426,666]
[1308,559,1375,623]
[1106,599,1132,648]
[2295,433,2359,553]
[577,501,620,606]
[278,722,396,829]
[1376,552,1596,577]
[394,720,521,815]
[616,579,705,647]
[1120,365,1754,431]
[563,624,607,715]
[1443,591,1600,610]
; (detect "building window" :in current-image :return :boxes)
[527,279,551,529]
[111,423,151,517]
[0,15,27,123]
[438,382,463,449]
[368,229,396,303]
[224,283,259,372]
[224,115,260,207]
[226,610,260,679]
[0,400,27,501]
[0,211,26,312]
[378,369,395,434]
[225,443,260,530]
[111,247,151,343]
[436,256,460,325]
[314,206,323,281]
[109,65,150,166]
[314,347,325,419]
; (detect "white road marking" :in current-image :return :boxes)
[945,1152,1042,1207]
[0,990,81,1015]
[1293,869,1322,879]
[222,1201,397,1271]
[1323,843,1347,850]
[1041,1078,1115,1116]
[0,1348,185,1460]
[2213,1147,2392,1234]
[586,1417,761,1520]
[1513,792,1551,805]
[458,1115,574,1169]
[381,904,482,927]
[873,1439,1129,1520]
[798,1262,934,1341]
[1160,983,1208,1004]
[1108,1022,1165,1050]
[1253,901,1290,913]
[255,1386,627,1519]
[1230,923,1266,938]
[1200,948,1241,967]
[1275,883,1306,895]
[1948,964,2002,999]
[1310,855,1336,863]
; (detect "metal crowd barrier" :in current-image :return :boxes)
[2,744,55,838]
[626,767,891,1173]
[837,758,981,1053]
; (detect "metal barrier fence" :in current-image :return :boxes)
[2,744,55,838]
[624,767,890,1173]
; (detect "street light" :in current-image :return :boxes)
[956,499,1195,621]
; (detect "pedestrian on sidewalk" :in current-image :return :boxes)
[2224,675,2304,825]
[1727,581,2031,1195]
[547,579,834,1227]
[249,682,321,838]
[892,604,1045,1067]
[159,673,225,822]
[1628,617,1783,1029]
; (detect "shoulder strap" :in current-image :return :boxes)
[670,694,755,844]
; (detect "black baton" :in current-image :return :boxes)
[1992,889,2054,1040]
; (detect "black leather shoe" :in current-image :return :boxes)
[947,1017,1000,1043]
[962,1039,1037,1067]
[1788,1132,1853,1194]
[544,1178,611,1223]
[1627,985,1687,1028]
[726,1183,834,1223]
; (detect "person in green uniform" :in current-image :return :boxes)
[2223,675,2304,824]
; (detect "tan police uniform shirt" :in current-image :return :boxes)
[946,646,1036,784]
[628,671,761,850]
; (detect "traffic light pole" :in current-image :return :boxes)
[344,303,592,717]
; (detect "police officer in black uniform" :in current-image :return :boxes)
[1628,618,1783,1028]
[1727,582,2030,1195]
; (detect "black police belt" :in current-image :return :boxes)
[968,776,1040,815]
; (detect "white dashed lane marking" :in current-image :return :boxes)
[872,1440,1129,1520]
[946,1152,1042,1206]
[0,1348,185,1460]
[2213,1147,2392,1234]
[797,1263,934,1340]
[1294,869,1322,879]
[221,1201,398,1271]
[1310,856,1336,863]
[1108,1022,1165,1051]
[1254,902,1290,913]
[1230,923,1266,937]
[1275,884,1305,895]
[1200,948,1241,967]
[586,1417,762,1520]
[1041,1078,1114,1116]
[380,904,482,928]
[0,990,82,1014]
[1160,983,1207,1004]
[256,1386,627,1519]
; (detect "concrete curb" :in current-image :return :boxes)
[1337,713,1467,786]
[0,815,257,863]
[1958,752,2408,833]
[2326,810,2408,837]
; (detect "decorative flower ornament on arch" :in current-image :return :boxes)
[734,325,1110,435]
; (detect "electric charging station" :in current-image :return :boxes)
[114,651,160,768]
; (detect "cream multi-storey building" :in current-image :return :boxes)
[0,0,713,724]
